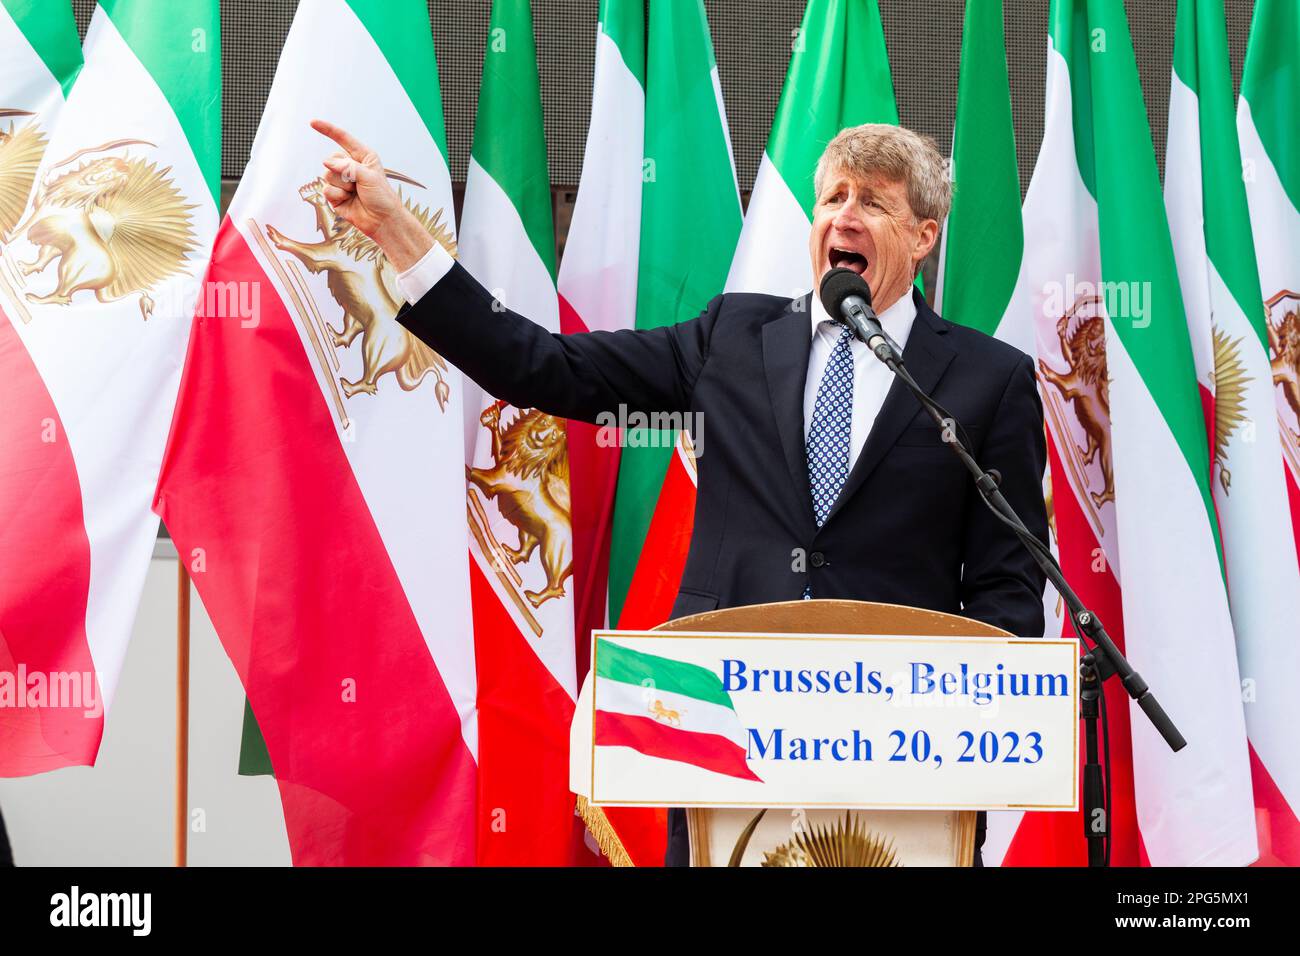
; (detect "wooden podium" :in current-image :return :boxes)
[651,599,1012,867]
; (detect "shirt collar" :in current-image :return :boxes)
[809,285,918,350]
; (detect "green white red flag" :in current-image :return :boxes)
[558,0,645,682]
[593,637,760,782]
[1,0,215,776]
[0,0,83,772]
[585,0,739,867]
[606,0,742,631]
[1229,0,1300,865]
[933,0,1065,641]
[988,0,1256,867]
[1087,0,1253,867]
[155,0,477,864]
[726,0,897,298]
[458,0,584,865]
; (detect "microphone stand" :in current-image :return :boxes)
[848,316,1186,867]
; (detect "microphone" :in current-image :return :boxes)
[818,267,903,367]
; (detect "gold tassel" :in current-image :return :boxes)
[575,796,635,867]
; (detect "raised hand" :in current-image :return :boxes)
[310,119,433,272]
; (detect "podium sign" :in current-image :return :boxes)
[579,630,1078,812]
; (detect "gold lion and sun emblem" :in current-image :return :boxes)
[254,170,456,426]
[466,399,574,638]
[0,108,44,240]
[1267,290,1300,482]
[1038,296,1115,539]
[258,169,573,638]
[1039,292,1255,517]
[256,171,454,416]
[1,121,197,323]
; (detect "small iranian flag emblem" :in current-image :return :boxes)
[593,638,761,782]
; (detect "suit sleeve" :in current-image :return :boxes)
[959,354,1049,637]
[396,260,719,425]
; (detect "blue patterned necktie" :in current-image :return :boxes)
[804,321,855,598]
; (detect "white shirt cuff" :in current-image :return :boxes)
[396,242,456,305]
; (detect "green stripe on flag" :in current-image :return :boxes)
[599,0,645,89]
[1241,0,1300,211]
[2,0,82,96]
[346,0,449,161]
[1172,0,1199,95]
[1086,0,1221,557]
[768,0,897,219]
[101,0,220,205]
[940,0,1021,337]
[238,698,273,776]
[471,0,555,279]
[607,0,741,626]
[595,639,734,709]
[1176,0,1269,354]
[1051,0,1097,198]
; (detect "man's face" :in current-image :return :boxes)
[808,167,938,312]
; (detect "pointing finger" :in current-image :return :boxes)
[311,119,372,159]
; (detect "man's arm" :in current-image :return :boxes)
[959,354,1050,637]
[395,243,718,423]
[310,119,714,424]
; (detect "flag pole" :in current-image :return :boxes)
[176,558,191,867]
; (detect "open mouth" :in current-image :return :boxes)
[828,247,869,275]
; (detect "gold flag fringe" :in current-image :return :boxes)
[575,796,635,867]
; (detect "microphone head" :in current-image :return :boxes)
[819,266,873,318]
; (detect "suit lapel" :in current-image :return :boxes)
[823,291,956,526]
[762,294,816,525]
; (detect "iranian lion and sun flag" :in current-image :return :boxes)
[1,0,217,776]
[2,0,1297,869]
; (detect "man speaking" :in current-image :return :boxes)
[312,119,1049,861]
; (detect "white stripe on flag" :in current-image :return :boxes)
[596,677,746,749]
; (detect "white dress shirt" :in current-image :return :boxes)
[397,244,917,471]
[803,290,915,470]
[397,240,457,305]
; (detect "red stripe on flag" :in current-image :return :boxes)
[616,447,696,631]
[559,293,621,678]
[1001,430,1144,865]
[1198,383,1230,585]
[470,558,587,865]
[595,709,760,782]
[1247,741,1300,866]
[1198,382,1215,464]
[1284,462,1300,577]
[153,224,475,864]
[0,307,100,776]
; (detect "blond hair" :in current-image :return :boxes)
[813,123,951,224]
